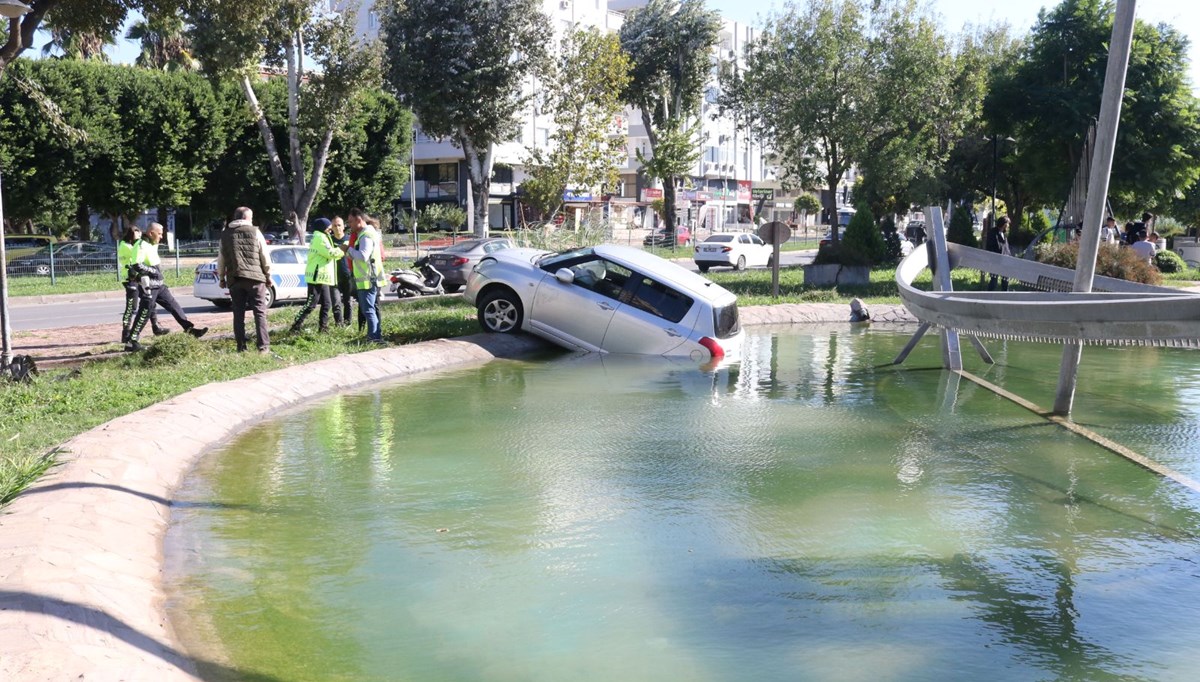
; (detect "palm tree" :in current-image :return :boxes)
[126,13,198,71]
[39,16,113,61]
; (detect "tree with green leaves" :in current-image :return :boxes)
[734,0,963,245]
[187,0,385,240]
[522,28,631,221]
[987,0,1200,219]
[841,203,885,265]
[38,14,114,61]
[619,0,720,237]
[0,1,176,74]
[380,0,551,237]
[126,10,197,71]
[946,204,979,248]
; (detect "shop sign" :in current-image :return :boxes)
[641,188,664,201]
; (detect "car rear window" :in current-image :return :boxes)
[627,276,693,323]
[444,240,483,253]
[712,302,740,339]
[705,235,734,243]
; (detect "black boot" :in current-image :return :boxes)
[153,326,171,336]
[186,326,208,339]
[121,328,130,344]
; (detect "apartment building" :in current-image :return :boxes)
[355,0,826,231]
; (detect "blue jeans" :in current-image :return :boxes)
[357,285,381,340]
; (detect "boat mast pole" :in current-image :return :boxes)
[1053,0,1137,415]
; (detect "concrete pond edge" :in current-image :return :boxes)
[0,303,915,680]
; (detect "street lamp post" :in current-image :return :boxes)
[989,134,1016,227]
[0,0,33,374]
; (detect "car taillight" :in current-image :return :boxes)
[699,336,724,360]
[452,256,469,266]
[721,246,732,253]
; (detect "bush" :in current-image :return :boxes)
[1035,242,1162,285]
[946,205,979,248]
[1014,209,1050,251]
[1155,248,1187,273]
[812,243,870,267]
[841,204,886,266]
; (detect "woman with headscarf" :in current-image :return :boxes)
[290,217,344,333]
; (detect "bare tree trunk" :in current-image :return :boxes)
[0,7,50,74]
[240,75,293,222]
[461,137,493,238]
[295,127,336,239]
[285,33,305,239]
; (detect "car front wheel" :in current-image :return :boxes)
[264,286,277,309]
[477,289,523,333]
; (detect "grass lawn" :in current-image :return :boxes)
[0,296,477,505]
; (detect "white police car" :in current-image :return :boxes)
[193,245,311,308]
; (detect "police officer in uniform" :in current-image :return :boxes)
[126,222,208,351]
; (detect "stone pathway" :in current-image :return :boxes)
[0,304,913,680]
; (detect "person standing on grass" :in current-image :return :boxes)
[290,217,343,333]
[331,216,354,326]
[340,208,386,343]
[218,207,272,353]
[117,224,167,344]
[126,223,208,351]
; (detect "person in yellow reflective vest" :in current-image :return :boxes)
[340,208,386,342]
[290,217,344,333]
[126,222,208,351]
[117,224,166,344]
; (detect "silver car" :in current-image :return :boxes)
[425,237,514,293]
[464,243,743,361]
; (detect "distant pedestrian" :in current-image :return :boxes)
[290,217,343,333]
[331,216,354,326]
[117,224,166,344]
[340,208,386,343]
[985,216,1011,292]
[1100,216,1118,244]
[126,223,208,351]
[218,207,272,353]
[1129,230,1156,262]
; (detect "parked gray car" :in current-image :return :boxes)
[464,243,743,361]
[426,237,514,293]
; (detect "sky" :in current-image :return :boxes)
[705,0,1200,94]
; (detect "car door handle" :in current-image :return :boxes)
[597,301,615,311]
[663,328,682,337]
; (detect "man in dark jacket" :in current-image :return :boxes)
[985,216,1011,291]
[218,207,272,353]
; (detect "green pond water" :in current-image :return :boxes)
[165,326,1200,681]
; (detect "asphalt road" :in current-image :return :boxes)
[9,290,220,331]
[8,249,816,332]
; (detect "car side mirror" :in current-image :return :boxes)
[555,268,575,284]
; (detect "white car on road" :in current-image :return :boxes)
[465,243,742,361]
[693,233,774,272]
[193,245,311,308]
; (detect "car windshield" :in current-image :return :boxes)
[539,247,594,269]
[704,235,735,243]
[443,240,484,253]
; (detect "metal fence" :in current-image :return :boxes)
[3,240,220,280]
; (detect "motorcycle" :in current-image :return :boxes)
[389,256,445,298]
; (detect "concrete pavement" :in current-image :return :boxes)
[0,304,915,680]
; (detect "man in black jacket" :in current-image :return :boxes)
[986,216,1011,291]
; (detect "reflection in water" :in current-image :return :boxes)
[167,327,1200,681]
